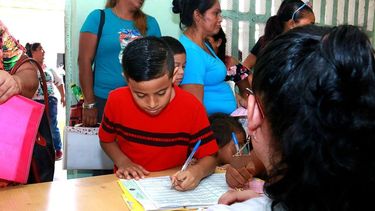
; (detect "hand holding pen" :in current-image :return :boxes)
[171,140,201,191]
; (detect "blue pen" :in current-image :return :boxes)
[231,132,240,153]
[181,140,202,171]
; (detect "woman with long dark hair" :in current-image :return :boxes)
[209,24,375,211]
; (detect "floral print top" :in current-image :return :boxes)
[0,20,25,72]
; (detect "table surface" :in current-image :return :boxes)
[0,169,178,211]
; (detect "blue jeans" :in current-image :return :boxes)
[48,96,62,151]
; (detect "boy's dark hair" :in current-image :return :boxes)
[254,24,375,210]
[209,113,246,148]
[160,36,186,55]
[122,36,175,82]
[25,42,41,57]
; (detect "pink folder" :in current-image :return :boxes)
[0,95,44,183]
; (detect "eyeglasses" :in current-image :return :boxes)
[235,136,252,156]
[245,87,265,118]
[291,1,310,21]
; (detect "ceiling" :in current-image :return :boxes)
[0,0,64,11]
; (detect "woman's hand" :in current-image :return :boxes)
[0,71,21,104]
[218,189,260,205]
[82,107,98,126]
[225,165,254,188]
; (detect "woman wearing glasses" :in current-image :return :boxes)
[223,0,316,192]
[243,0,315,70]
[209,24,375,210]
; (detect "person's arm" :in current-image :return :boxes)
[235,77,251,108]
[100,141,150,180]
[218,189,261,205]
[78,32,98,126]
[56,84,65,107]
[242,53,257,70]
[0,62,38,104]
[51,68,66,107]
[180,84,204,103]
[171,154,217,191]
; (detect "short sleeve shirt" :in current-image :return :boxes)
[179,34,236,115]
[80,9,161,99]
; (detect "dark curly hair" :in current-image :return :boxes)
[253,24,375,210]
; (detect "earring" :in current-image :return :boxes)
[250,131,258,143]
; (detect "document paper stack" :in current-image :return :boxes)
[118,173,228,211]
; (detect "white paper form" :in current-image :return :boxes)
[120,173,228,210]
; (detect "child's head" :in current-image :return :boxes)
[122,36,177,116]
[209,113,247,165]
[207,27,226,63]
[160,36,186,85]
[277,0,315,31]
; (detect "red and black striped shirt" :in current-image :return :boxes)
[99,86,218,171]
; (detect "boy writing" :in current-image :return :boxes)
[99,37,218,191]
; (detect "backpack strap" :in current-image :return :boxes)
[92,9,105,65]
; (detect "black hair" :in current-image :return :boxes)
[253,24,375,210]
[25,42,41,57]
[211,27,227,63]
[277,0,314,23]
[258,15,284,49]
[172,0,216,30]
[209,113,246,148]
[258,0,314,50]
[160,36,186,55]
[122,36,175,82]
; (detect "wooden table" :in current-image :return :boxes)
[0,169,178,211]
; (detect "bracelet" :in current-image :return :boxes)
[82,102,97,109]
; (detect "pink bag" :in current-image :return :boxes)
[0,95,44,183]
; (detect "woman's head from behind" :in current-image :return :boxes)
[25,42,44,64]
[251,24,375,210]
[278,0,315,31]
[172,0,222,36]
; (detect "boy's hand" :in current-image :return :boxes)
[170,169,200,191]
[226,153,266,188]
[225,165,253,188]
[116,161,150,180]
